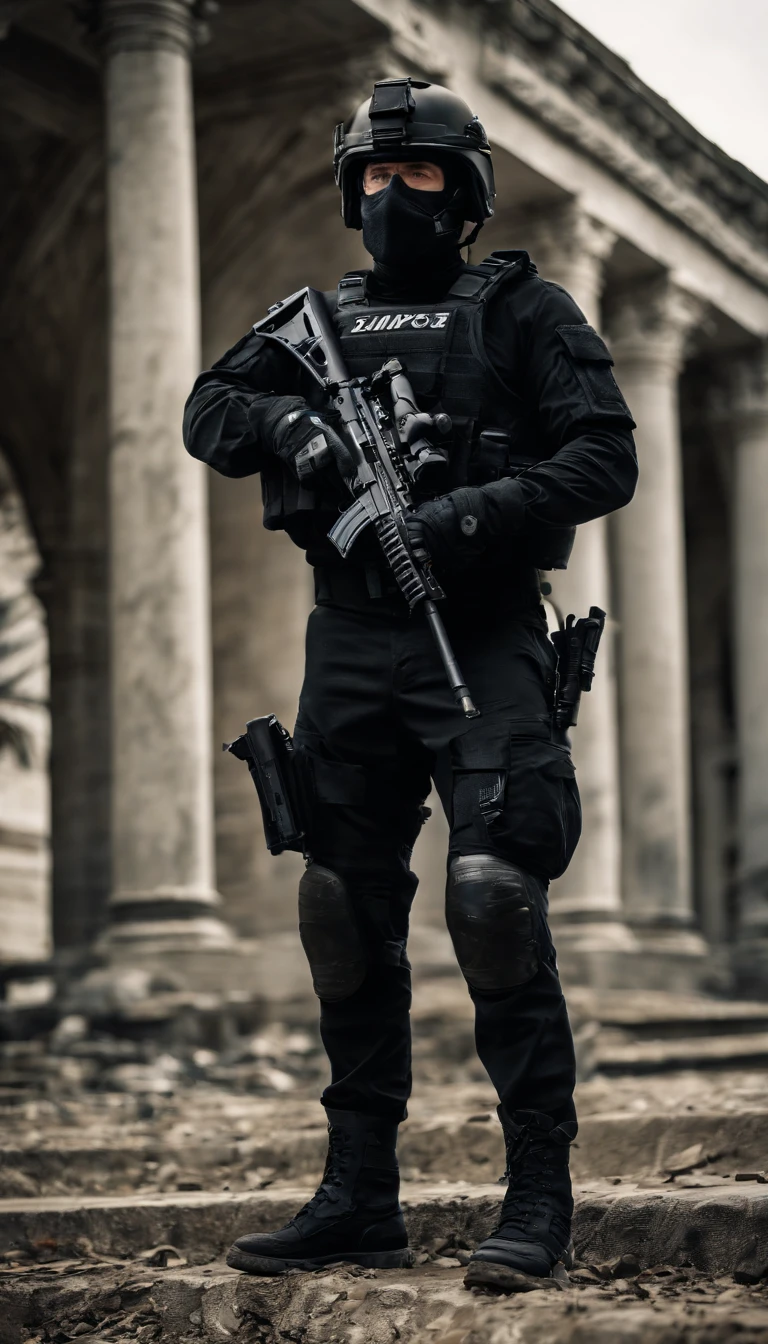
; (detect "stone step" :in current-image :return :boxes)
[2,1179,768,1278]
[2,986,766,1115]
[3,1108,766,1195]
[570,988,768,1037]
[595,1032,768,1074]
[2,1258,768,1344]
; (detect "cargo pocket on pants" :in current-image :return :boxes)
[486,738,582,882]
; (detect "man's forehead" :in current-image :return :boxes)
[365,159,438,169]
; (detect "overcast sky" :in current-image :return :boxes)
[555,0,768,181]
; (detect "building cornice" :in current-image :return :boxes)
[399,0,768,287]
[476,0,766,241]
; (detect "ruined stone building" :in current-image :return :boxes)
[1,0,767,1003]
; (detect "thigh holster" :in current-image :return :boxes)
[446,854,544,993]
[298,864,366,1002]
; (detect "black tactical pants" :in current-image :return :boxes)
[293,593,581,1128]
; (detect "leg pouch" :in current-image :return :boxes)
[488,738,581,881]
[450,737,581,882]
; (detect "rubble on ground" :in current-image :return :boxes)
[1,977,768,1340]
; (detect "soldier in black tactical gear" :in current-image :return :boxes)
[183,78,638,1288]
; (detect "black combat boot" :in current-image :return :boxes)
[464,1107,576,1291]
[226,1109,412,1274]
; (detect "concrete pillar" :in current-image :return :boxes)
[520,201,636,978]
[730,347,768,993]
[607,277,707,969]
[680,372,733,957]
[94,0,231,961]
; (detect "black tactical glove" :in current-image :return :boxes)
[256,396,354,481]
[406,481,525,573]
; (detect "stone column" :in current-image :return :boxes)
[519,202,635,977]
[730,347,768,992]
[681,374,733,956]
[607,277,707,967]
[94,0,232,962]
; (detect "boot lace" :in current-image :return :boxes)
[293,1124,353,1219]
[494,1123,569,1244]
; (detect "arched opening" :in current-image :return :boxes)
[0,450,50,961]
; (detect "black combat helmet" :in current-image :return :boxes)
[334,78,495,232]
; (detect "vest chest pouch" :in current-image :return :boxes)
[335,304,470,409]
[326,254,576,570]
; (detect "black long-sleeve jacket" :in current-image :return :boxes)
[183,259,638,573]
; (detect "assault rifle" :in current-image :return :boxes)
[252,287,479,719]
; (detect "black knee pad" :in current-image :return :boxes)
[446,855,544,992]
[298,864,366,1002]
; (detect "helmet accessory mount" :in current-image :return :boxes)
[369,79,417,147]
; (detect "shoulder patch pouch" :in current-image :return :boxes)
[556,323,632,417]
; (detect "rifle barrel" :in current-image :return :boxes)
[423,600,479,719]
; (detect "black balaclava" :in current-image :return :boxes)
[360,158,468,298]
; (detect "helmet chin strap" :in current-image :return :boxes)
[431,186,483,249]
[460,221,483,249]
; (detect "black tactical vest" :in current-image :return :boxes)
[332,250,533,490]
[331,250,575,570]
[264,251,575,570]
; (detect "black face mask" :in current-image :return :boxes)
[360,170,466,270]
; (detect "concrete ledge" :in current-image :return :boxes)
[4,1109,767,1191]
[2,1259,767,1344]
[574,1182,768,1277]
[2,1180,768,1276]
[595,1033,768,1073]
